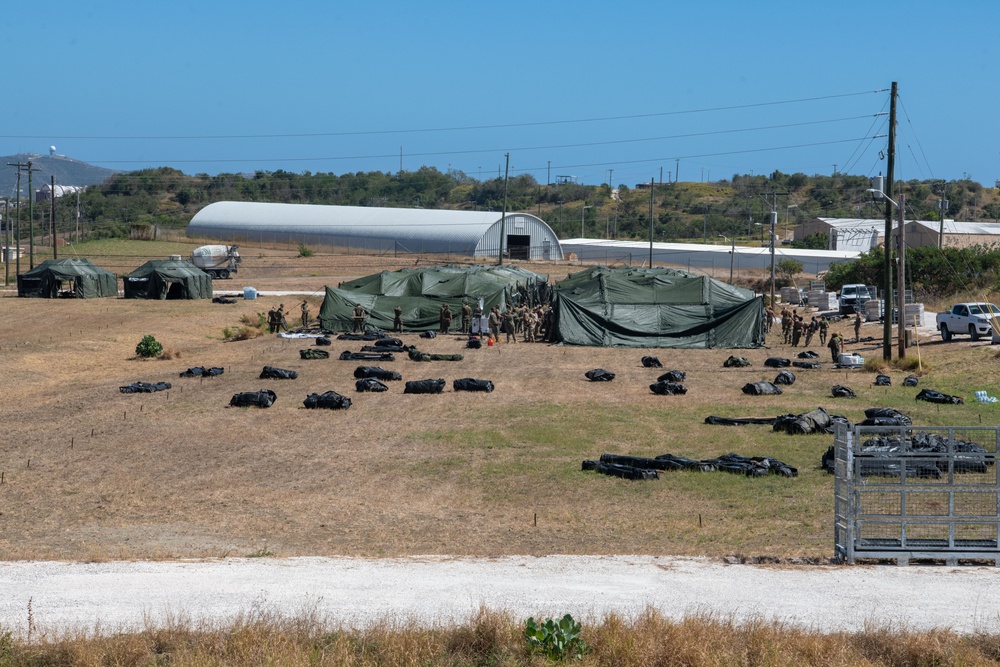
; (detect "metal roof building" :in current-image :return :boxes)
[187,201,564,261]
[559,238,860,276]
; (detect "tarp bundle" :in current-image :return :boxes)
[658,370,686,382]
[179,367,224,377]
[774,370,796,385]
[551,266,764,348]
[319,265,548,332]
[229,389,276,408]
[773,407,851,435]
[18,258,118,298]
[303,391,352,409]
[585,369,615,382]
[764,357,790,368]
[916,389,964,404]
[407,349,463,362]
[404,379,446,394]
[120,381,171,393]
[356,378,389,392]
[832,385,857,398]
[353,366,402,381]
[301,349,330,359]
[583,452,796,480]
[858,407,912,427]
[259,366,298,380]
[641,356,663,368]
[123,260,212,300]
[742,382,782,396]
[874,374,891,386]
[650,381,687,395]
[453,378,494,392]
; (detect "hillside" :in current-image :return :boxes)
[0,152,119,196]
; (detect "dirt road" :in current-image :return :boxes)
[2,555,998,636]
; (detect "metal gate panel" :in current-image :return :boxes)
[834,423,1000,565]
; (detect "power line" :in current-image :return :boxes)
[0,89,887,141]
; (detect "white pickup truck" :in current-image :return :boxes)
[936,302,1000,341]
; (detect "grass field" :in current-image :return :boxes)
[1,241,999,563]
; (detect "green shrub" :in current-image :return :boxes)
[135,335,163,358]
[524,614,587,661]
[298,243,314,257]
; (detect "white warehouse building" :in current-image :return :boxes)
[187,201,564,261]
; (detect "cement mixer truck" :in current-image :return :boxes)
[190,244,241,279]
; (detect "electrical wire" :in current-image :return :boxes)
[0,89,888,141]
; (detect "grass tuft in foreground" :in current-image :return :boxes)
[5,609,1000,666]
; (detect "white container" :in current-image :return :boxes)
[838,353,863,367]
[243,286,257,300]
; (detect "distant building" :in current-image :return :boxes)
[187,201,564,261]
[35,183,84,203]
[795,217,1000,251]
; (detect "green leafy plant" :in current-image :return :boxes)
[298,243,314,257]
[135,334,163,358]
[524,614,587,661]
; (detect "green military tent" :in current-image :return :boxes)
[319,265,549,332]
[17,258,118,298]
[123,260,213,300]
[551,266,764,348]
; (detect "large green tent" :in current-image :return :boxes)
[123,260,213,300]
[17,258,118,298]
[552,266,764,348]
[319,265,549,332]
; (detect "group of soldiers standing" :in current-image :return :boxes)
[486,303,552,343]
[767,304,864,363]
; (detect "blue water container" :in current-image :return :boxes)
[243,286,257,300]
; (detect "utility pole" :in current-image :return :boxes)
[27,160,39,269]
[937,191,949,249]
[648,178,654,268]
[897,193,906,358]
[51,175,58,259]
[498,153,509,266]
[8,161,25,278]
[2,197,8,286]
[882,82,897,362]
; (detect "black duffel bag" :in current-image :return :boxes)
[229,389,277,408]
[832,385,857,398]
[764,357,791,368]
[874,374,892,386]
[467,338,482,349]
[657,370,686,383]
[179,366,224,378]
[120,381,172,394]
[774,370,796,385]
[404,378,446,394]
[585,369,615,382]
[259,366,298,380]
[353,366,402,381]
[916,388,964,404]
[315,337,332,346]
[374,337,403,348]
[355,378,389,393]
[641,355,663,368]
[742,382,782,396]
[303,390,352,409]
[902,375,919,387]
[793,361,822,369]
[453,378,494,392]
[650,381,687,395]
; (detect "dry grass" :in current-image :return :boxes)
[5,608,1000,666]
[0,243,998,562]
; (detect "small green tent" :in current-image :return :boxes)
[319,265,549,332]
[552,266,764,348]
[123,260,213,300]
[17,258,118,298]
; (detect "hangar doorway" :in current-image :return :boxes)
[507,235,530,260]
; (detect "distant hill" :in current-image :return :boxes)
[0,153,120,198]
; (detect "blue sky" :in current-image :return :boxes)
[3,0,997,187]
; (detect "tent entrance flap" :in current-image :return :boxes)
[506,235,530,260]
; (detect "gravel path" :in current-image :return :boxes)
[2,556,998,636]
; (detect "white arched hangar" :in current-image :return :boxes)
[187,202,564,261]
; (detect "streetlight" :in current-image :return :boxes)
[867,187,906,359]
[580,205,593,238]
[718,234,735,283]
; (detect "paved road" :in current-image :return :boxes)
[2,556,998,636]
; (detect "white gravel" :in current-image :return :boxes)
[2,556,999,636]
